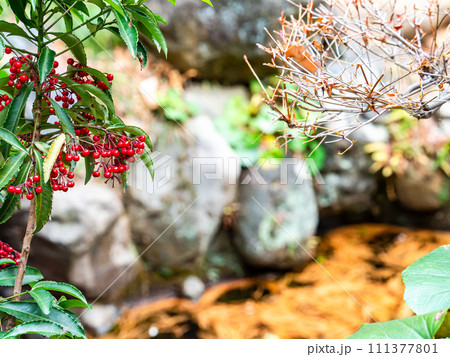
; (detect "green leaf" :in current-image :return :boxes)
[58,299,92,310]
[37,47,56,84]
[84,155,95,184]
[29,289,54,315]
[166,0,176,5]
[140,149,154,179]
[1,82,33,157]
[0,266,43,287]
[0,151,27,191]
[87,0,106,9]
[3,321,68,339]
[104,0,126,16]
[0,128,28,154]
[33,149,53,233]
[0,258,15,265]
[0,301,86,338]
[403,245,450,315]
[53,75,92,102]
[0,20,30,38]
[53,33,86,64]
[0,160,30,224]
[348,310,448,339]
[78,83,115,117]
[47,98,76,138]
[32,281,89,308]
[0,37,4,61]
[75,66,110,89]
[129,8,167,56]
[122,125,152,151]
[43,133,66,183]
[112,8,138,59]
[9,0,34,28]
[201,0,213,6]
[137,41,148,69]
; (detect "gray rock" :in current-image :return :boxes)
[145,0,299,83]
[0,183,140,300]
[125,115,241,270]
[235,159,319,269]
[181,275,205,300]
[79,304,120,336]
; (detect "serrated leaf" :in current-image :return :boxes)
[33,149,53,233]
[0,301,86,338]
[3,320,67,339]
[130,8,167,56]
[47,98,75,138]
[32,281,89,308]
[38,47,56,84]
[112,9,138,59]
[9,0,34,28]
[0,160,30,224]
[29,289,54,315]
[1,82,33,157]
[0,127,28,154]
[104,0,126,16]
[0,258,15,265]
[43,133,66,183]
[140,149,155,179]
[52,33,86,64]
[0,151,27,191]
[0,266,43,287]
[0,20,29,38]
[403,245,450,315]
[347,310,448,339]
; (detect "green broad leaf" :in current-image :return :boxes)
[63,12,73,32]
[37,47,56,84]
[0,127,28,154]
[58,299,92,310]
[0,266,44,287]
[75,67,110,89]
[1,82,33,157]
[71,1,90,16]
[0,160,30,224]
[122,125,153,151]
[403,245,450,315]
[31,0,37,11]
[104,0,126,16]
[32,281,89,308]
[34,141,50,155]
[347,310,448,339]
[87,0,106,9]
[0,151,27,191]
[33,149,53,233]
[128,5,167,25]
[0,20,29,38]
[52,33,86,64]
[9,0,34,28]
[78,83,115,117]
[47,98,76,138]
[0,301,86,338]
[43,133,66,183]
[29,289,54,315]
[84,155,95,185]
[0,258,15,265]
[0,37,4,61]
[112,9,138,59]
[3,320,68,339]
[140,149,155,179]
[134,21,167,56]
[137,41,148,69]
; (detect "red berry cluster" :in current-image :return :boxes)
[0,94,12,111]
[50,152,76,192]
[7,174,42,200]
[0,241,20,269]
[6,48,35,92]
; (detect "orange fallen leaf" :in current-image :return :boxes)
[285,45,318,74]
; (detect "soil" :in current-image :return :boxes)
[103,224,450,339]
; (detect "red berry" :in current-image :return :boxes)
[81,149,90,157]
[136,148,144,155]
[55,95,61,102]
[62,102,69,108]
[93,135,101,142]
[126,149,135,156]
[14,187,22,194]
[93,170,100,177]
[53,61,59,68]
[35,186,43,193]
[67,181,75,188]
[138,135,146,142]
[67,172,75,179]
[5,47,11,54]
[26,192,34,200]
[15,83,23,90]
[92,152,100,159]
[7,80,14,87]
[8,74,16,80]
[104,171,112,178]
[19,74,28,83]
[7,186,15,193]
[107,74,114,81]
[73,155,80,162]
[49,108,55,114]
[14,61,22,68]
[67,58,74,65]
[65,153,73,161]
[32,174,40,182]
[0,104,4,111]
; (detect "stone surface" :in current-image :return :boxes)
[0,183,140,300]
[79,304,120,336]
[235,159,319,269]
[125,115,241,270]
[145,0,298,83]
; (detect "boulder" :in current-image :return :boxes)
[145,0,299,83]
[125,115,241,270]
[0,183,141,300]
[235,159,319,269]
